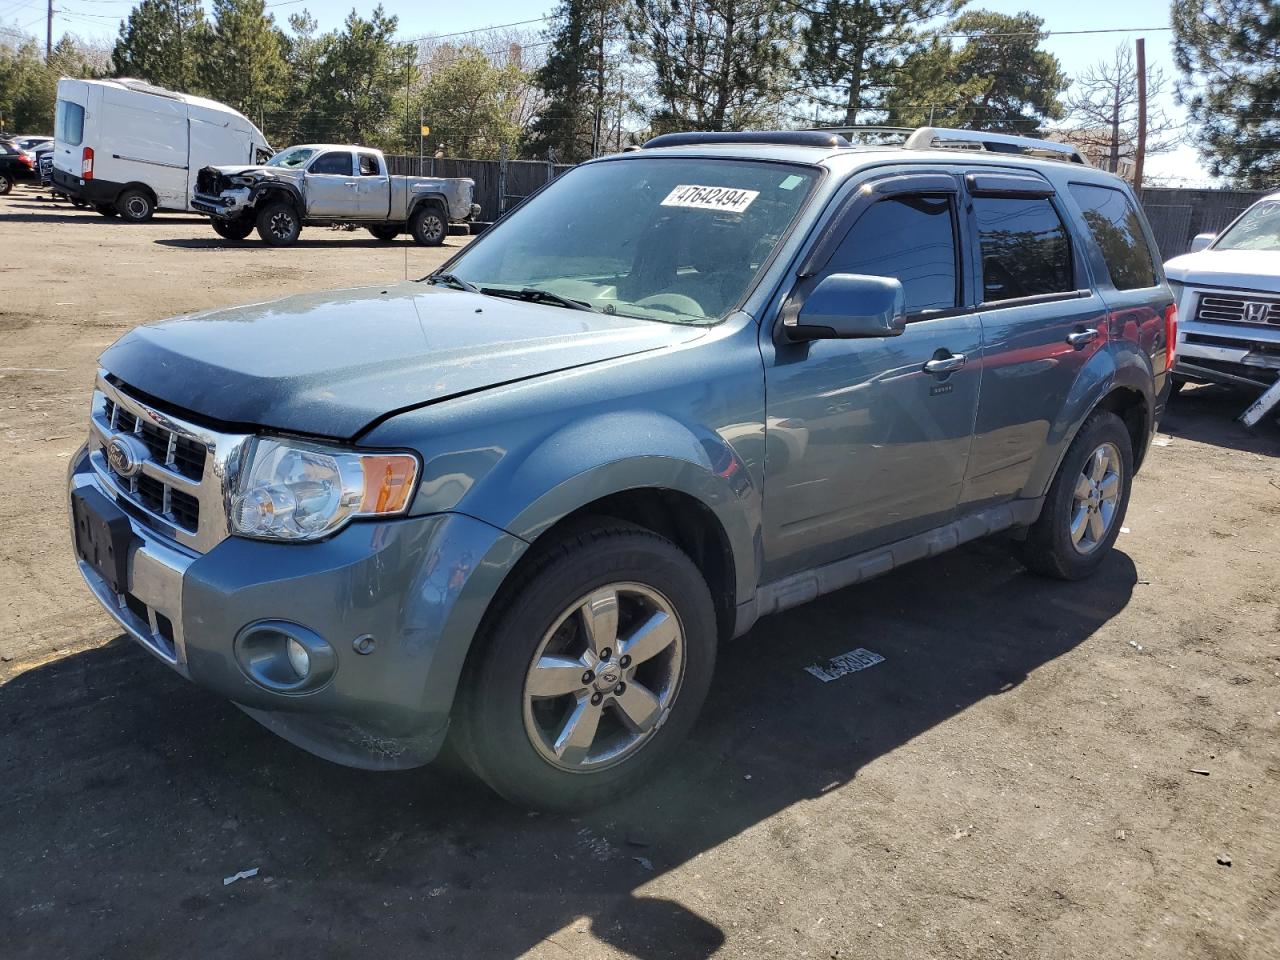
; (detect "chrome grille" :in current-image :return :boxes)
[1195,294,1280,327]
[88,372,251,554]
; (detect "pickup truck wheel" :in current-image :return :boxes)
[94,203,118,218]
[453,521,716,812]
[0,173,11,195]
[212,217,255,241]
[367,225,400,241]
[409,203,447,246]
[116,188,155,222]
[256,202,301,246]
[1019,410,1134,580]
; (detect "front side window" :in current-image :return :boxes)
[359,153,381,176]
[309,152,353,176]
[266,147,316,168]
[1213,198,1280,251]
[1069,183,1157,289]
[442,157,818,325]
[975,196,1073,302]
[825,194,959,315]
[55,100,84,147]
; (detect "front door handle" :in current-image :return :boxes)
[923,352,967,376]
[344,181,358,188]
[1067,328,1100,348]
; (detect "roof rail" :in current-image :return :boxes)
[643,130,852,150]
[904,127,1087,165]
[804,125,914,144]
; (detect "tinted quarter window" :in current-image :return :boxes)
[827,195,959,314]
[359,153,380,176]
[310,152,353,176]
[1069,184,1157,289]
[55,100,84,147]
[974,197,1073,302]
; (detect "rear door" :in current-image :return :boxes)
[304,150,356,218]
[761,171,983,579]
[355,151,390,219]
[960,172,1110,510]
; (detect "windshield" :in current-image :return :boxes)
[439,157,818,324]
[266,147,317,168]
[1215,198,1280,251]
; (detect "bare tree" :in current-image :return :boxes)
[1064,43,1182,177]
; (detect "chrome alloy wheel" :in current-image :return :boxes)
[420,212,444,242]
[268,209,296,239]
[522,582,685,772]
[1070,441,1123,554]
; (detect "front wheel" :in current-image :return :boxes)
[212,216,255,241]
[0,173,11,195]
[453,521,717,811]
[409,203,447,246]
[1018,410,1134,580]
[256,201,301,245]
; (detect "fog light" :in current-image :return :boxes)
[286,637,310,679]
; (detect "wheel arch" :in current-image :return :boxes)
[410,192,448,217]
[250,182,302,210]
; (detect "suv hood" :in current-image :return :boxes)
[1164,249,1280,293]
[100,282,705,438]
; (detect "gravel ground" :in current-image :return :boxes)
[1,187,1277,960]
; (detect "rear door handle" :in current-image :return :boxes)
[1067,328,1100,348]
[923,353,966,376]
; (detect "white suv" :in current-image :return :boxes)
[1164,192,1280,392]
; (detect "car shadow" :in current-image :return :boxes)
[1163,383,1280,455]
[0,539,1137,958]
[153,236,466,250]
[0,203,210,226]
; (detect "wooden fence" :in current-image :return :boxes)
[383,155,574,222]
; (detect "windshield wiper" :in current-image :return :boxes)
[425,272,480,293]
[480,287,596,312]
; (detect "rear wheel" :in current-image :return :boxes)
[212,216,255,241]
[367,224,400,241]
[116,188,155,222]
[256,201,301,246]
[409,203,447,246]
[453,521,717,811]
[1019,410,1134,580]
[0,173,11,195]
[94,202,118,218]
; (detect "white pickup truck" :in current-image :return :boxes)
[192,143,480,246]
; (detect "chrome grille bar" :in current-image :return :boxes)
[1195,294,1280,327]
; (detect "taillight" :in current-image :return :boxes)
[1164,303,1178,371]
[81,146,94,179]
[18,153,33,168]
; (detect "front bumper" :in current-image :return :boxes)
[69,446,527,769]
[191,189,250,219]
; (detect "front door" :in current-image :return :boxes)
[304,150,356,218]
[761,174,982,580]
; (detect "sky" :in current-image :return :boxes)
[1,0,1213,184]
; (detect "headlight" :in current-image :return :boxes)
[230,438,418,541]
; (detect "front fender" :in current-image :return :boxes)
[249,179,302,209]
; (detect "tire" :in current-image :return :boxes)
[453,520,717,812]
[256,201,301,246]
[71,198,89,209]
[116,188,155,222]
[409,203,447,246]
[94,203,118,218]
[1019,410,1134,580]
[367,225,400,241]
[0,173,11,195]
[212,216,255,241]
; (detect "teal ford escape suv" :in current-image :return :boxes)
[69,128,1175,809]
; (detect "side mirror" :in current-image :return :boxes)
[784,273,907,342]
[1189,232,1216,253]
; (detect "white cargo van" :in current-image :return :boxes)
[52,77,272,222]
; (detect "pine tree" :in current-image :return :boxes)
[306,6,408,145]
[1172,0,1280,187]
[202,0,287,123]
[112,0,209,92]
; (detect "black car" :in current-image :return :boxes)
[0,141,39,194]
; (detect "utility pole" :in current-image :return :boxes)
[46,0,52,61]
[1133,37,1147,191]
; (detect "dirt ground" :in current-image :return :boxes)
[1,185,1278,960]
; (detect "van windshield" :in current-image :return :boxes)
[266,147,316,168]
[1215,199,1280,251]
[55,100,84,147]
[438,157,818,325]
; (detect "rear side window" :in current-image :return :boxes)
[56,100,84,147]
[358,153,380,176]
[826,195,959,315]
[310,152,353,176]
[1069,183,1158,289]
[974,197,1073,302]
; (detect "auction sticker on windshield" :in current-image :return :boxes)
[661,184,759,214]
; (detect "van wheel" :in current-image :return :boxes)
[0,173,11,195]
[212,216,255,241]
[409,203,447,246]
[94,203,118,218]
[117,189,155,222]
[1018,410,1134,580]
[367,225,400,241]
[452,521,717,812]
[256,202,301,245]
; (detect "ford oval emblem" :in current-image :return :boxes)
[106,433,147,478]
